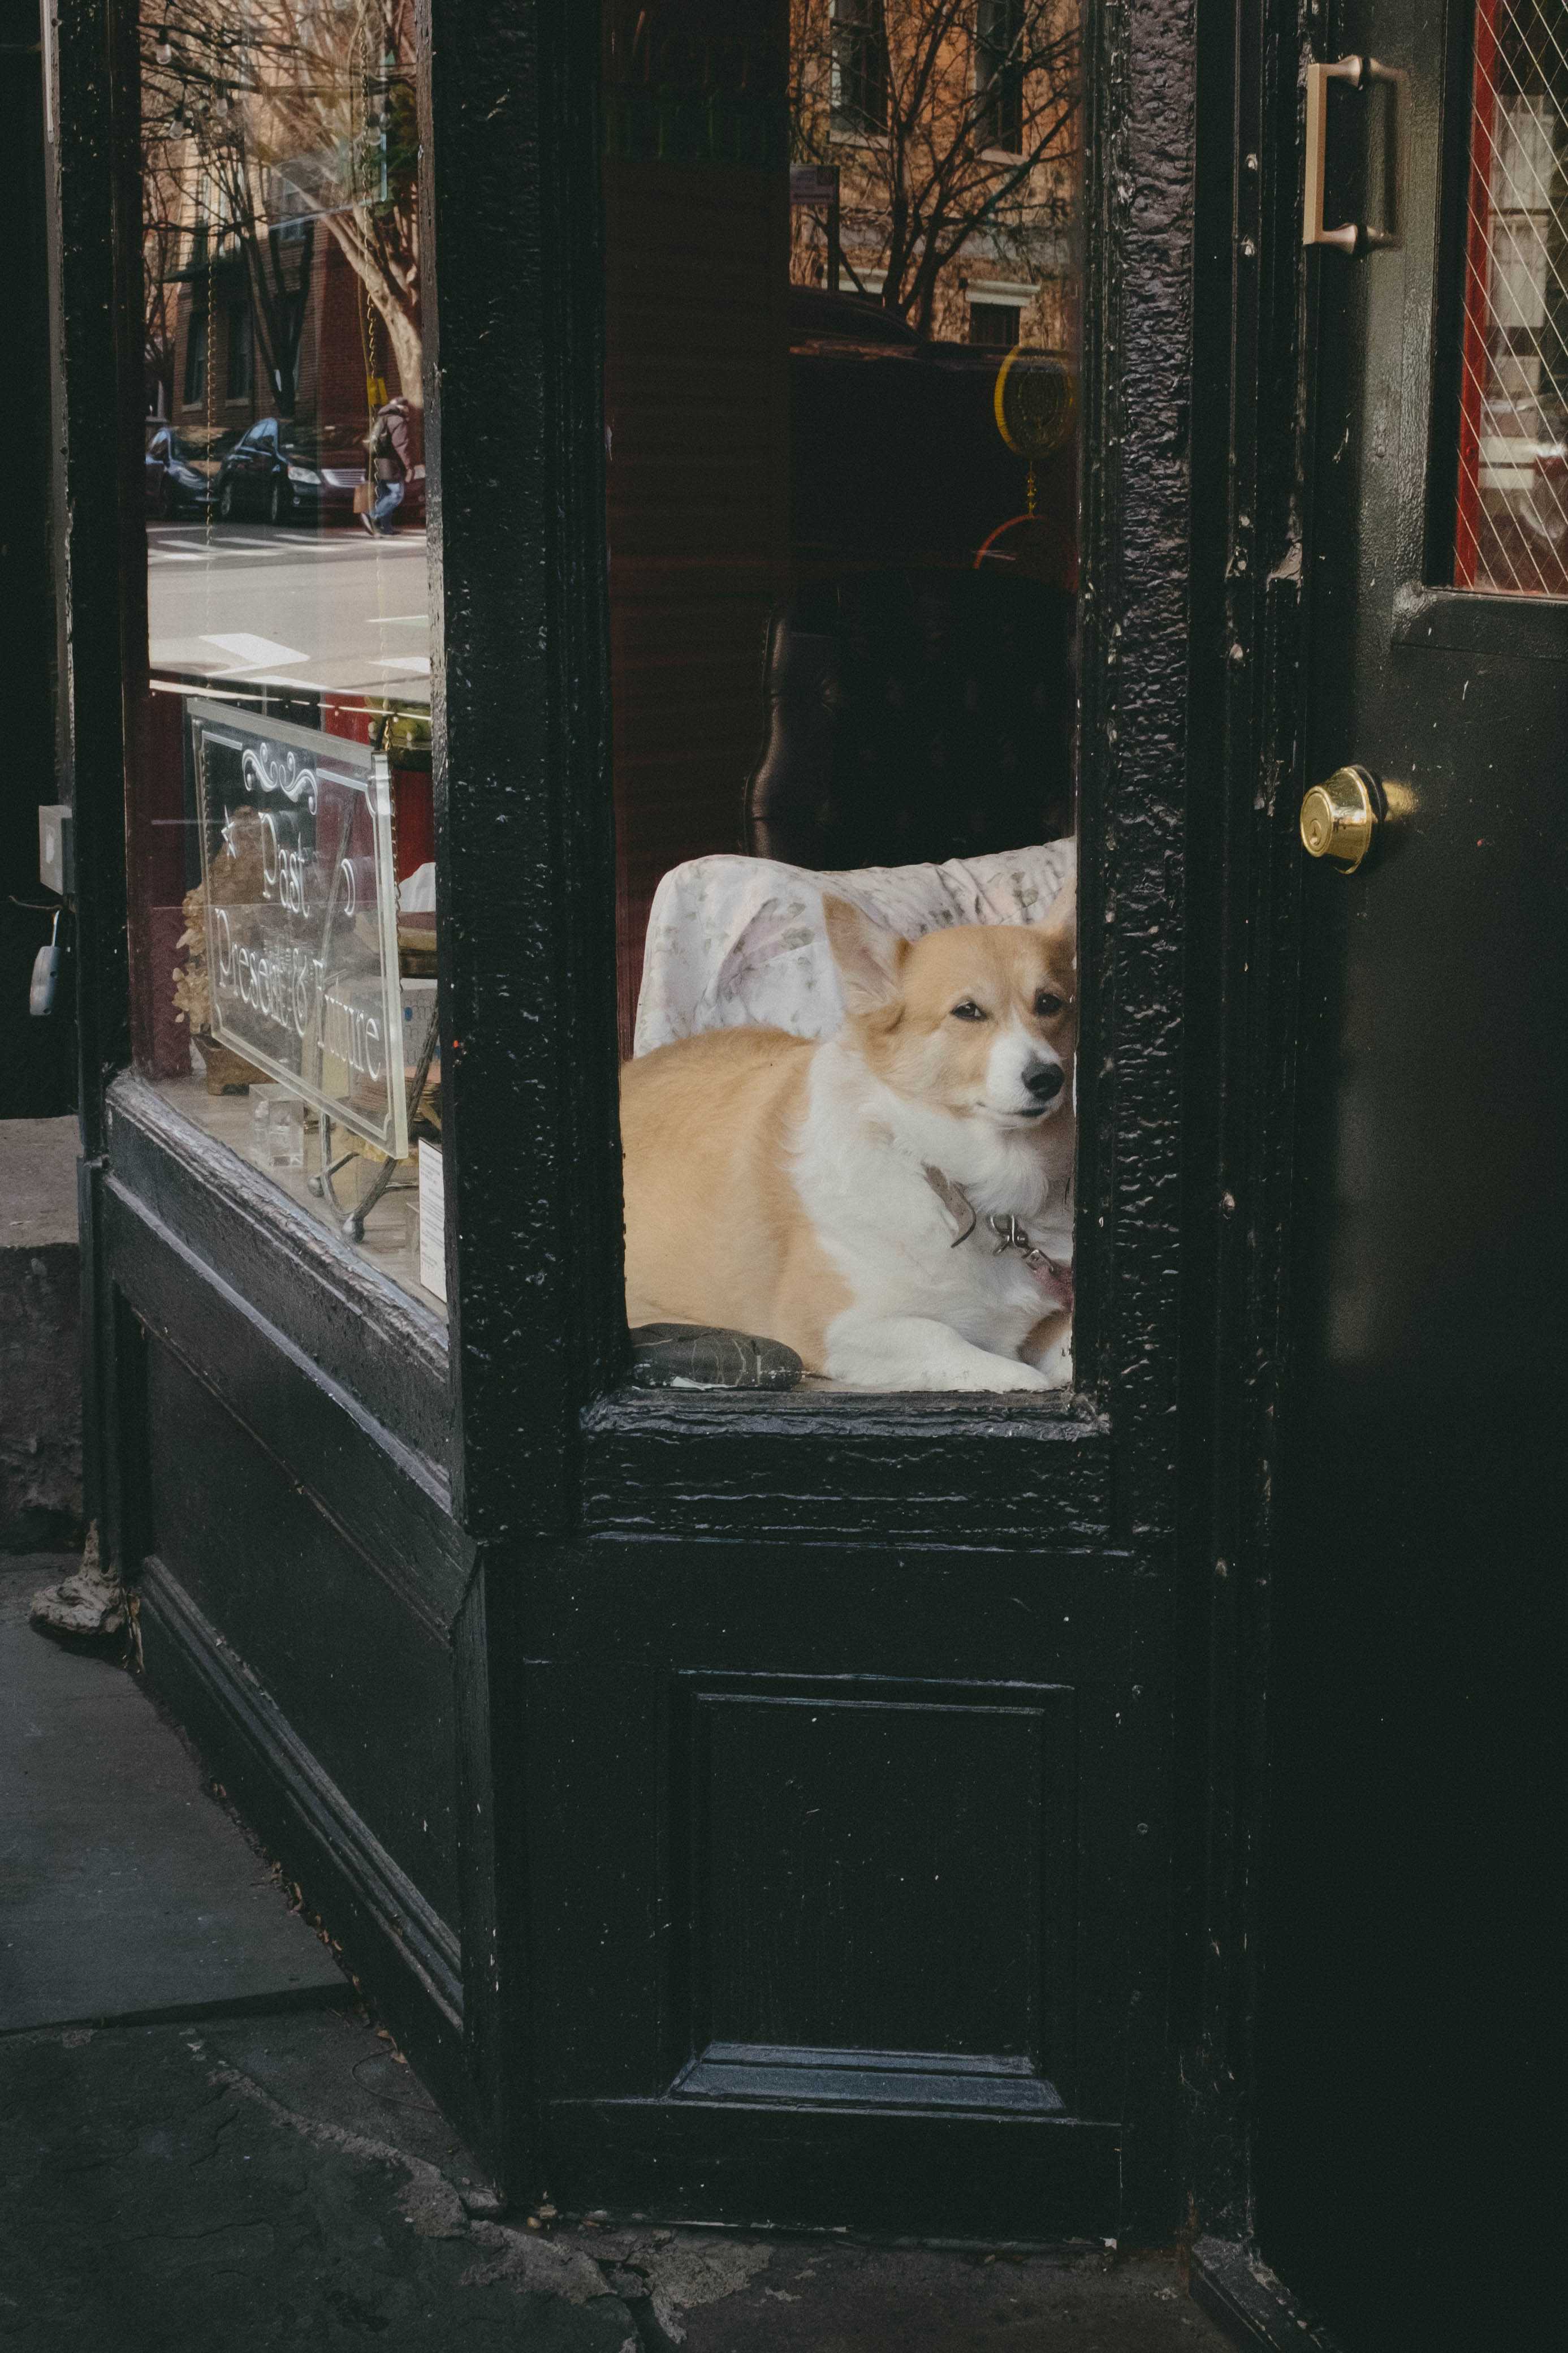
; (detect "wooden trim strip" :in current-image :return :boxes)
[1189,2237,1350,2353]
[105,1180,471,1637]
[138,1555,464,2035]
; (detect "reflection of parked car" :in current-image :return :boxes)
[145,422,232,517]
[214,417,425,527]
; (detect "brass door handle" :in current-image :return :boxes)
[1300,766,1382,870]
[1303,55,1401,252]
[1304,55,1364,252]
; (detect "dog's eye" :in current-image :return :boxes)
[950,1001,988,1022]
[1035,991,1066,1018]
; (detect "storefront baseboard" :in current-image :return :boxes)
[135,1554,478,2142]
[541,2096,1122,2240]
[1189,2237,1348,2353]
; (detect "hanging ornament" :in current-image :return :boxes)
[974,350,1079,588]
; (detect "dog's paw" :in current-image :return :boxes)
[982,1358,1055,1393]
[1031,1334,1073,1389]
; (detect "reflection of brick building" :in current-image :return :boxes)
[789,0,1080,354]
[170,221,407,441]
[601,0,1072,1049]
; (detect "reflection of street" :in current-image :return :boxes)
[148,522,430,703]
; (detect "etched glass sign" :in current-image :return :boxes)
[191,701,407,1160]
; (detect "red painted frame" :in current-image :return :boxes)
[1454,0,1501,587]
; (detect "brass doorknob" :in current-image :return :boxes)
[1300,765,1381,870]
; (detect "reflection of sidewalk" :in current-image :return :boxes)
[147,526,433,703]
[0,1555,1231,2347]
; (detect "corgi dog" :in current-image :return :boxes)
[620,887,1077,1391]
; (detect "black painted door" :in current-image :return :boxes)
[1256,2,1563,2343]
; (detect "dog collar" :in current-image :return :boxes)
[920,1165,1072,1302]
[921,1163,979,1245]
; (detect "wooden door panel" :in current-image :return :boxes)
[522,1650,1126,2141]
[680,1677,1074,2100]
[521,1653,1121,2235]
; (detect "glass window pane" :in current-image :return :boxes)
[608,0,1082,1396]
[1453,0,1568,596]
[135,1,443,1309]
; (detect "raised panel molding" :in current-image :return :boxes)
[138,1556,463,2033]
[672,1674,1078,2116]
[673,2043,1066,2113]
[141,1337,464,1929]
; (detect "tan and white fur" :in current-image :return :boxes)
[621,886,1077,1391]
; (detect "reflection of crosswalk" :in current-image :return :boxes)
[148,524,433,698]
[200,631,310,671]
[148,527,428,567]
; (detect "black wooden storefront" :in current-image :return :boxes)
[42,0,1556,2342]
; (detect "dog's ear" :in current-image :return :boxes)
[823,897,910,1022]
[1035,876,1077,980]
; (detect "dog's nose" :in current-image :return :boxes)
[1023,1060,1064,1101]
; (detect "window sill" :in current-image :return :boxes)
[149,1072,443,1319]
[579,1381,1111,1550]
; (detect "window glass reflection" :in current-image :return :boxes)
[137,2,442,1308]
[608,1,1083,1394]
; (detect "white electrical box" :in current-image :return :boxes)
[38,805,74,898]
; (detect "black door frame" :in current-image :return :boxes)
[40,0,1288,2242]
[1176,0,1316,2251]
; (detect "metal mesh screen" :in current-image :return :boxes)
[1455,0,1568,594]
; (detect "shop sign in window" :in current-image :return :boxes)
[191,703,407,1160]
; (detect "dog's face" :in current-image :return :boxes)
[824,894,1077,1132]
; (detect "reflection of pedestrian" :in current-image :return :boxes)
[363,395,414,535]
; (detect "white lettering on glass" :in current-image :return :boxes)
[193,700,408,1158]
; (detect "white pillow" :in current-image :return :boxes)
[633,840,1076,1057]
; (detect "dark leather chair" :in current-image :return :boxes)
[742,570,1075,872]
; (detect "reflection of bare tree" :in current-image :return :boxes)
[789,0,1079,339]
[142,133,187,415]
[142,1,421,413]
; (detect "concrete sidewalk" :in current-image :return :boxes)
[0,1556,1233,2352]
[0,1119,81,1550]
[1,1556,343,2031]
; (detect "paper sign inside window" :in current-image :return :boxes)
[192,701,408,1160]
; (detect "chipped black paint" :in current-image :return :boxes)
[44,0,133,1157]
[1174,0,1316,2251]
[580,1390,1112,1551]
